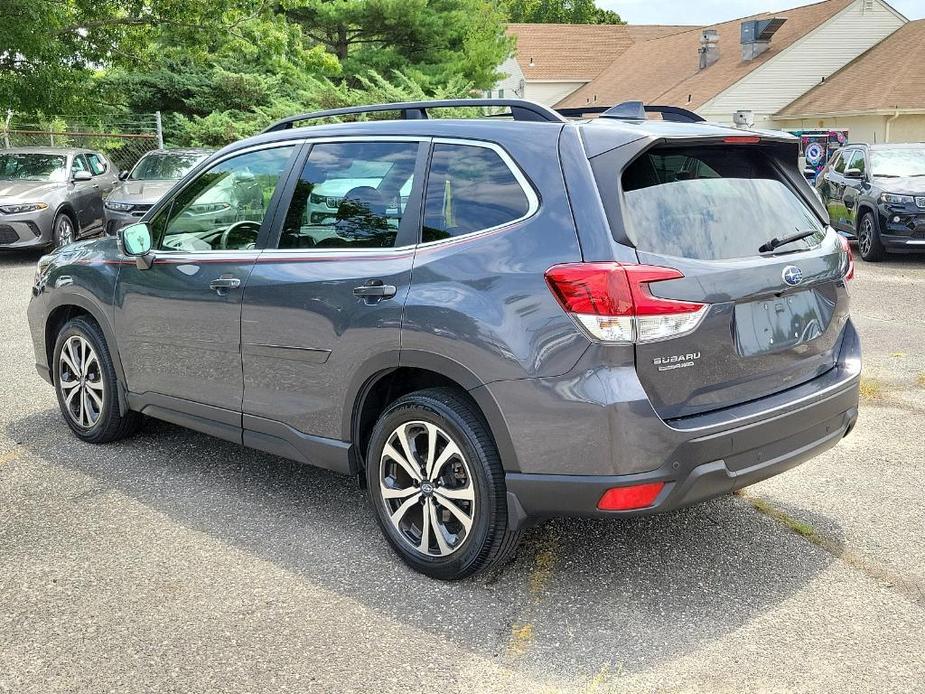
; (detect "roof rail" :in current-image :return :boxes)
[261,99,567,133]
[556,102,705,124]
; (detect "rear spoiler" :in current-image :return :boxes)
[556,101,705,124]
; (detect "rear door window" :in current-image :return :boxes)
[87,153,107,175]
[422,143,532,243]
[278,141,420,250]
[617,146,825,260]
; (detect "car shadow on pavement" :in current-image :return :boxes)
[0,249,44,267]
[8,408,846,682]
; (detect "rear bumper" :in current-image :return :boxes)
[493,321,861,528]
[505,385,857,527]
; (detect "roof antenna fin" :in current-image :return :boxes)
[601,101,647,120]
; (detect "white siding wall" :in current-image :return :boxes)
[774,114,925,144]
[489,57,526,99]
[701,0,905,123]
[524,81,586,106]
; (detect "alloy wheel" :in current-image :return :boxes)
[859,217,873,258]
[379,420,475,557]
[56,215,74,246]
[58,335,105,429]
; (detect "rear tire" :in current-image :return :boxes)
[366,388,521,580]
[857,211,885,262]
[53,317,141,443]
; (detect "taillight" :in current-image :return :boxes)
[838,235,854,281]
[545,262,708,344]
[598,482,665,511]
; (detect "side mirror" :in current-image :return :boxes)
[844,168,863,179]
[119,222,154,269]
[72,170,93,182]
[119,170,130,181]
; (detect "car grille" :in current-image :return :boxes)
[0,225,20,245]
[131,203,153,216]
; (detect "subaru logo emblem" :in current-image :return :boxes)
[782,266,803,286]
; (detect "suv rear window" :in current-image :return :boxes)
[617,146,825,260]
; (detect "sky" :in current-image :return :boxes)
[601,0,925,25]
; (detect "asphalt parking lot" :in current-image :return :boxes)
[1,248,923,693]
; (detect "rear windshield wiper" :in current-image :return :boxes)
[758,229,817,254]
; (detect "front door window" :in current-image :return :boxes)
[152,146,296,252]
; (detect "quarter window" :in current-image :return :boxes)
[278,141,419,250]
[422,144,531,243]
[151,146,295,252]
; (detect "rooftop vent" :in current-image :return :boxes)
[699,29,720,69]
[740,17,787,61]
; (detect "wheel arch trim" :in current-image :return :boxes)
[345,349,521,474]
[45,291,129,415]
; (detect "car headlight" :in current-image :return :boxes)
[105,200,134,212]
[0,201,48,214]
[881,193,915,205]
[33,253,53,291]
[185,202,231,215]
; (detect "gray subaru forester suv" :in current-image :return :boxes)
[27,100,860,580]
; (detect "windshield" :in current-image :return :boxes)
[0,153,68,182]
[871,149,925,178]
[130,152,208,181]
[619,146,825,260]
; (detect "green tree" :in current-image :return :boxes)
[0,0,270,113]
[279,0,512,90]
[501,0,623,24]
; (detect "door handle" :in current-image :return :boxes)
[210,276,241,295]
[353,280,397,299]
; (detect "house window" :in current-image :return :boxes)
[498,88,504,98]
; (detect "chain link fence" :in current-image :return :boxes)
[1,112,163,172]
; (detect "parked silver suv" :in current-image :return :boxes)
[0,148,118,249]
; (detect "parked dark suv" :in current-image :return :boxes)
[27,100,860,579]
[816,142,925,261]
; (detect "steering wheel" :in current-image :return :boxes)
[219,220,261,250]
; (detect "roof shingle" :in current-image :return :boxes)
[776,19,925,116]
[534,0,854,109]
[505,23,690,82]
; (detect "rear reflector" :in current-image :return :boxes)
[545,262,709,344]
[598,482,665,511]
[838,235,855,281]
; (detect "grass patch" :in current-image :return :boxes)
[742,494,823,544]
[859,377,884,401]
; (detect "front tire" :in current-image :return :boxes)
[53,317,141,443]
[858,211,885,262]
[53,211,76,248]
[366,388,521,580]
